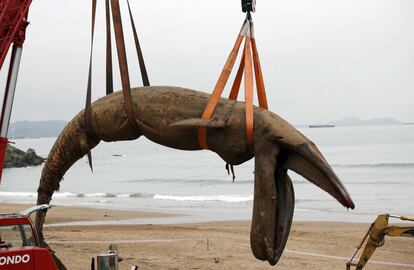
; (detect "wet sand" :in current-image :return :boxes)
[1,204,413,270]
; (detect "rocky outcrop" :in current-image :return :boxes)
[4,144,45,168]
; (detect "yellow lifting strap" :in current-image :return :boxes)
[198,17,268,149]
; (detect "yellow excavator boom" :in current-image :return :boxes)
[346,214,414,270]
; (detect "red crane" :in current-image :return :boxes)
[0,0,31,180]
[0,0,31,68]
[0,1,58,269]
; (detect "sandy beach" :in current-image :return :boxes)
[1,203,413,270]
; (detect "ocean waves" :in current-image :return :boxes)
[0,191,153,199]
[0,191,335,204]
[0,191,253,203]
[332,162,414,169]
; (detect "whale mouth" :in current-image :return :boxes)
[284,142,355,210]
[251,140,354,265]
[250,164,295,265]
[250,142,295,265]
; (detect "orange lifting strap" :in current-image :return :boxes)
[198,17,268,149]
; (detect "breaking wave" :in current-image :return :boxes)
[0,192,252,202]
[0,191,154,199]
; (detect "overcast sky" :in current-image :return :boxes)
[1,0,413,124]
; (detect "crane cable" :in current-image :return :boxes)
[198,13,268,150]
[85,0,150,170]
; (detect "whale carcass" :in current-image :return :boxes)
[36,86,354,268]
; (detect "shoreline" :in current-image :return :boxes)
[1,203,413,269]
[0,199,392,226]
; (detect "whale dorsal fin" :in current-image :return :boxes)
[171,118,228,128]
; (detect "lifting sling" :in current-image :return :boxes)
[198,12,268,150]
[85,0,150,169]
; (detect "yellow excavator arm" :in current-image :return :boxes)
[346,214,414,270]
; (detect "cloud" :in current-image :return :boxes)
[1,0,413,124]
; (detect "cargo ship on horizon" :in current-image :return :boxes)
[308,124,335,128]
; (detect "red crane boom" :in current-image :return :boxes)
[0,0,32,181]
[1,5,58,270]
[0,0,31,69]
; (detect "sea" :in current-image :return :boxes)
[0,125,413,225]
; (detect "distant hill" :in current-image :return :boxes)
[330,117,402,127]
[9,120,68,139]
